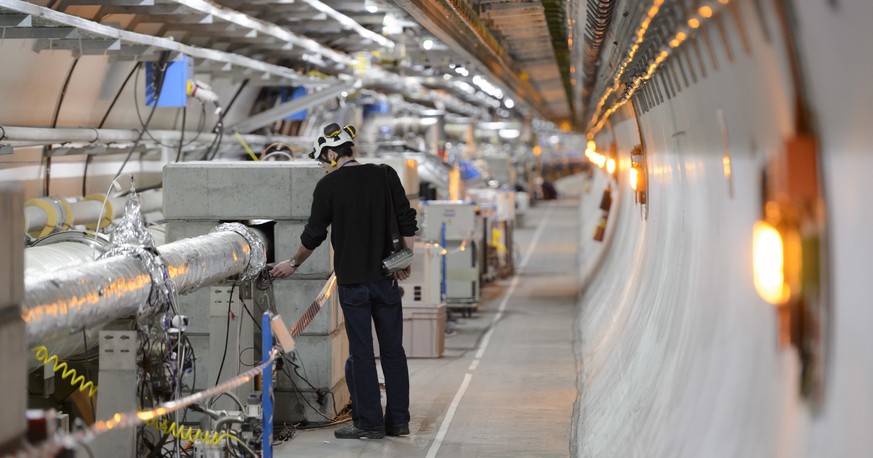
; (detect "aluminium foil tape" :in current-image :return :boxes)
[110,192,157,248]
[24,225,266,343]
[210,223,266,282]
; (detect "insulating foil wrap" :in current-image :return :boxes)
[110,192,156,248]
[24,226,266,344]
[210,223,266,281]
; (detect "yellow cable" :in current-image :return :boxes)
[145,417,239,446]
[32,346,98,397]
[233,131,260,162]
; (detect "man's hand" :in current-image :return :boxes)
[394,265,412,281]
[270,260,298,279]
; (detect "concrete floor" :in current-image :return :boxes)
[274,199,581,457]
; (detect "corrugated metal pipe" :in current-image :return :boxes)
[582,0,618,120]
[23,223,266,345]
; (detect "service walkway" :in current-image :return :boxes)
[276,199,581,457]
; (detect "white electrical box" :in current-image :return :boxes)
[421,201,476,241]
[401,242,441,305]
[495,190,516,222]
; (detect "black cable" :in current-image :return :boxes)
[114,52,171,181]
[175,104,186,162]
[44,57,80,196]
[206,124,224,161]
[216,79,249,128]
[99,62,140,129]
[82,330,96,417]
[133,66,204,150]
[84,62,140,195]
[241,302,262,331]
[214,284,235,386]
[184,335,196,395]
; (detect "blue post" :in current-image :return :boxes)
[262,312,274,458]
[441,223,447,301]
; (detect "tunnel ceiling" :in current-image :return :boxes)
[389,0,575,124]
[33,0,584,126]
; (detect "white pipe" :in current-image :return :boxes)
[0,125,308,149]
[25,192,163,233]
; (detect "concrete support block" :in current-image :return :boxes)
[277,326,347,391]
[0,184,23,310]
[0,317,26,448]
[165,220,221,244]
[274,379,350,424]
[163,162,323,220]
[272,279,343,336]
[272,221,333,276]
[187,333,210,391]
[0,184,25,448]
[174,286,214,334]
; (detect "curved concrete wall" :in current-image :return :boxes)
[574,0,873,456]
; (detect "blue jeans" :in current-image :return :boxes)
[338,277,410,430]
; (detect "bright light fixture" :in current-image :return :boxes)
[498,129,521,139]
[504,98,515,109]
[606,158,616,174]
[422,39,434,50]
[753,221,791,304]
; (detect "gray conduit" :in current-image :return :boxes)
[23,224,266,345]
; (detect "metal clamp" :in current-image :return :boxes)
[211,223,266,281]
[100,244,173,316]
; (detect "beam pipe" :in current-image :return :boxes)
[23,225,265,344]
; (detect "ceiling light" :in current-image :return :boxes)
[498,129,520,140]
[422,39,434,50]
[504,98,515,109]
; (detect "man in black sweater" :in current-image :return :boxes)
[271,123,417,439]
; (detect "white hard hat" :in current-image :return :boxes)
[309,123,356,162]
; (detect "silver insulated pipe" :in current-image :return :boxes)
[23,223,266,345]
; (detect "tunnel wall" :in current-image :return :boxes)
[574,0,873,456]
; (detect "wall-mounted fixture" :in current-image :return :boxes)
[755,134,827,406]
[752,218,794,305]
[593,184,612,242]
[606,157,616,175]
[630,145,647,205]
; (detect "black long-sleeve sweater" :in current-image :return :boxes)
[301,163,418,285]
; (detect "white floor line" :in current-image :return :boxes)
[425,373,473,458]
[426,204,554,458]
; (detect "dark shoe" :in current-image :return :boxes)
[334,424,385,439]
[386,425,410,436]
